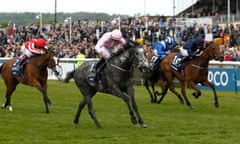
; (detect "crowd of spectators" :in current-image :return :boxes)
[0,15,240,61]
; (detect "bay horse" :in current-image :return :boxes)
[60,40,149,128]
[160,42,224,108]
[0,49,60,113]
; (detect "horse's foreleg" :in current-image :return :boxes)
[113,88,137,125]
[127,86,147,128]
[188,81,202,99]
[165,74,185,105]
[180,81,193,109]
[37,85,51,113]
[40,89,50,113]
[111,85,147,127]
[201,80,219,108]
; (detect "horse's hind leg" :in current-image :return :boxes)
[85,96,102,128]
[164,74,186,105]
[157,83,169,104]
[74,98,87,123]
[2,83,17,111]
[75,95,101,128]
[144,80,157,103]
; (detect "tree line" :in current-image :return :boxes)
[0,12,126,27]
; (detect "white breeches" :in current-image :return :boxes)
[100,47,118,59]
[21,46,34,57]
[179,46,189,57]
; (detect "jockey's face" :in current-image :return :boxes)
[196,45,203,49]
[166,43,171,48]
[36,46,44,49]
[112,39,119,43]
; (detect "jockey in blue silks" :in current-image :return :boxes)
[178,36,204,64]
[149,36,174,70]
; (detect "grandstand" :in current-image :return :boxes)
[176,0,240,23]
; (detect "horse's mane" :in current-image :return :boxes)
[111,39,140,57]
[123,39,140,50]
[204,41,214,48]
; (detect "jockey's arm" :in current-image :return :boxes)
[196,50,204,56]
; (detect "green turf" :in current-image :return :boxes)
[0,79,240,144]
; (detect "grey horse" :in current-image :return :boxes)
[60,40,149,128]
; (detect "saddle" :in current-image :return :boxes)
[11,59,29,76]
[170,53,188,73]
[88,60,106,92]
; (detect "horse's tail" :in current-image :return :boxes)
[61,70,75,83]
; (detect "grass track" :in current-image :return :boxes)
[0,79,240,144]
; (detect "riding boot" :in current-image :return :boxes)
[15,55,28,70]
[149,56,160,71]
[87,58,105,85]
[180,56,188,64]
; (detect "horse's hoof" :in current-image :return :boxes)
[74,119,79,124]
[151,99,157,103]
[192,93,199,99]
[9,106,13,111]
[189,105,194,109]
[155,91,161,96]
[179,99,184,104]
[48,103,53,107]
[157,100,162,104]
[140,123,148,128]
[131,118,137,125]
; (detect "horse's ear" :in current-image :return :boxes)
[47,46,59,55]
[124,39,137,49]
[205,41,213,48]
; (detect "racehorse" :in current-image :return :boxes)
[60,40,149,128]
[142,47,184,104]
[142,52,169,103]
[160,42,224,108]
[0,49,60,113]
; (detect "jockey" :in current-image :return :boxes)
[15,38,48,70]
[178,36,204,64]
[87,29,126,85]
[149,36,174,70]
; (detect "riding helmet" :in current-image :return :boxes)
[111,29,122,41]
[164,36,173,45]
[35,38,47,49]
[194,36,204,46]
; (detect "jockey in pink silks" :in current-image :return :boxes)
[87,29,126,85]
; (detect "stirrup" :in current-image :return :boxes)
[87,71,97,86]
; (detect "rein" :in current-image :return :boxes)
[189,43,216,70]
[110,63,130,72]
[28,53,57,71]
[107,46,145,73]
[191,64,208,69]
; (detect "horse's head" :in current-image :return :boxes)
[204,42,224,61]
[46,49,62,77]
[124,40,149,70]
